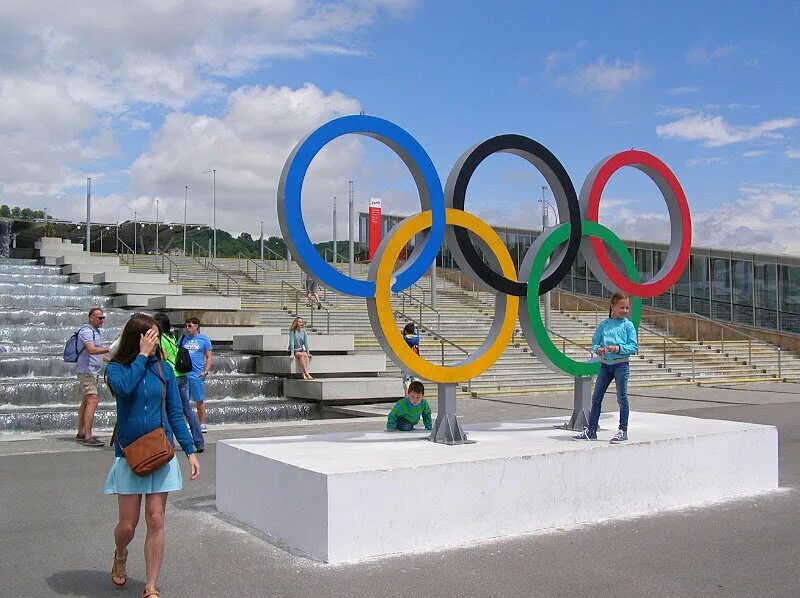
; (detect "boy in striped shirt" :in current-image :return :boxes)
[387,381,432,431]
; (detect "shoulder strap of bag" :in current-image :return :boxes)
[155,361,166,428]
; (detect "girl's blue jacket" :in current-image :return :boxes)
[106,354,196,458]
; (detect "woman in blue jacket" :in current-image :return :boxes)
[104,313,200,596]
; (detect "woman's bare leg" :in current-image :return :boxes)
[113,494,141,585]
[143,492,168,592]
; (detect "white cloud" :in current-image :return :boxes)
[686,43,736,64]
[544,40,588,72]
[786,149,800,159]
[686,157,726,167]
[598,185,800,255]
[557,57,652,95]
[742,150,768,157]
[0,1,414,212]
[113,84,364,239]
[656,106,695,117]
[656,113,800,147]
[666,86,700,95]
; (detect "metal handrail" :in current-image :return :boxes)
[191,240,209,268]
[262,245,289,271]
[206,262,240,297]
[396,288,441,331]
[155,250,184,282]
[553,289,783,380]
[117,239,136,265]
[323,248,350,264]
[393,310,472,395]
[280,280,331,334]
[237,253,273,284]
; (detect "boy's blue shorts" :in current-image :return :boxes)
[188,375,206,403]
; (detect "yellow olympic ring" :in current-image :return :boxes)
[367,208,518,383]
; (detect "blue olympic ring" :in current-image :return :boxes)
[277,115,446,297]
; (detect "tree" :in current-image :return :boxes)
[0,205,9,217]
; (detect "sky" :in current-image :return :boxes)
[2,0,799,255]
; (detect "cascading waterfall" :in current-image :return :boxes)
[0,257,321,433]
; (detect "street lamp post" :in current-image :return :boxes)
[85,177,92,252]
[201,169,216,258]
[540,185,551,330]
[332,196,337,264]
[155,199,159,255]
[348,180,354,277]
[133,211,138,256]
[183,185,189,256]
[260,220,264,260]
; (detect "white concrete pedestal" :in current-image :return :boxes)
[216,412,778,563]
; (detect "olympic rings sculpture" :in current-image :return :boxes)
[278,115,691,384]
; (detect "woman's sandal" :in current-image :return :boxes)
[142,590,159,598]
[111,549,127,587]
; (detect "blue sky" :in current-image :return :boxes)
[2,0,799,254]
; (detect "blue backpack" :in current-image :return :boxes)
[63,325,96,363]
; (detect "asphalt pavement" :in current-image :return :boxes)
[1,382,798,598]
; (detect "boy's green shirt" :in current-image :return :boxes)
[386,397,433,430]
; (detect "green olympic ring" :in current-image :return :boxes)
[523,220,642,377]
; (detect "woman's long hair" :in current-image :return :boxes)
[153,312,174,340]
[110,313,161,366]
[290,317,304,332]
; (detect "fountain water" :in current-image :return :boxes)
[0,258,322,433]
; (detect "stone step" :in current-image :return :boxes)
[53,255,122,266]
[37,246,87,258]
[257,353,386,376]
[147,296,241,311]
[234,334,355,354]
[94,272,171,284]
[61,263,128,274]
[202,327,280,343]
[103,282,182,296]
[111,294,159,308]
[284,377,404,404]
[35,238,79,249]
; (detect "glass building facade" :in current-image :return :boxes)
[359,212,800,334]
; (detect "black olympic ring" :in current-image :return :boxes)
[444,134,582,296]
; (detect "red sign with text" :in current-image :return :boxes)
[367,198,382,261]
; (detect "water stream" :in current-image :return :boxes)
[0,257,319,433]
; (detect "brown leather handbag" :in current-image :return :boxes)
[113,362,174,476]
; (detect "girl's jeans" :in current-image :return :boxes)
[588,361,629,432]
[178,375,204,448]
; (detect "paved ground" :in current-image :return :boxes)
[1,382,798,597]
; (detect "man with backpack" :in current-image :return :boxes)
[74,307,109,447]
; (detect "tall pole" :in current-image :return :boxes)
[116,222,119,253]
[155,199,159,255]
[212,169,216,258]
[183,185,188,256]
[260,220,264,260]
[85,177,91,252]
[133,210,138,255]
[348,180,354,277]
[332,196,337,264]
[542,185,551,330]
[202,169,216,258]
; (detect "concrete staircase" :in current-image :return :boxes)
[72,253,800,398]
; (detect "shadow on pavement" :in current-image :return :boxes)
[47,569,144,597]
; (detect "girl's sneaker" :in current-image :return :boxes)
[610,429,628,443]
[573,428,597,441]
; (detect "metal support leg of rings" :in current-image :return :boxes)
[555,376,593,431]
[428,383,475,445]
